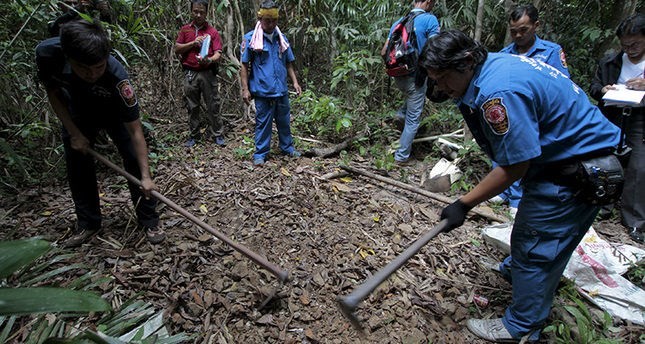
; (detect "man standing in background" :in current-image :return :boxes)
[175,0,225,148]
[491,4,571,216]
[381,0,439,165]
[590,13,645,242]
[239,0,302,166]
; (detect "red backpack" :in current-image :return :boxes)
[384,11,423,77]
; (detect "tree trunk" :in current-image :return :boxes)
[474,0,485,41]
[595,0,640,59]
[503,0,515,45]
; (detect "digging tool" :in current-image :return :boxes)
[337,219,449,334]
[88,148,289,283]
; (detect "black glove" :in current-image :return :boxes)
[440,199,473,232]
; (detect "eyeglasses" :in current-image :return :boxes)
[620,38,644,52]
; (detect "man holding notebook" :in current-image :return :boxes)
[590,13,644,242]
[175,0,225,148]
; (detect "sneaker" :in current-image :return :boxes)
[64,225,99,248]
[253,158,265,166]
[184,138,197,148]
[480,258,502,273]
[395,158,414,166]
[628,227,644,243]
[466,318,516,342]
[214,136,226,147]
[145,226,166,244]
[285,150,301,158]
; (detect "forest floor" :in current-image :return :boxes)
[2,70,644,343]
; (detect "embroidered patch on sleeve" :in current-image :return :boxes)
[559,49,568,68]
[481,98,509,135]
[116,79,137,107]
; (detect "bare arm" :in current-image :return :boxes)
[380,39,389,58]
[46,87,90,153]
[124,119,156,197]
[286,62,301,95]
[239,62,251,105]
[460,161,530,207]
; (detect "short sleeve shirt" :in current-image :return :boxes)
[500,35,570,77]
[388,9,440,53]
[176,21,223,70]
[35,37,139,126]
[240,30,295,98]
[456,53,619,166]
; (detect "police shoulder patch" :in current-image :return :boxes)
[116,79,137,107]
[481,97,509,135]
[559,49,568,68]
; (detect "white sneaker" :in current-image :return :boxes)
[466,318,516,342]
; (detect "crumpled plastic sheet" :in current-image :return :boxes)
[481,222,645,325]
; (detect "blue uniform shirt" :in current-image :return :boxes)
[500,35,570,77]
[240,30,295,98]
[457,53,620,166]
[35,37,139,127]
[388,9,440,53]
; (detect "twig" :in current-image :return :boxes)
[412,129,464,144]
[0,3,43,62]
[340,165,508,223]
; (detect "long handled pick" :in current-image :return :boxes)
[88,148,289,283]
[337,219,449,334]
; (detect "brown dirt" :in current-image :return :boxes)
[1,68,643,343]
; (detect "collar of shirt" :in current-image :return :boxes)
[457,63,484,110]
[509,34,547,56]
[190,21,210,32]
[263,31,276,43]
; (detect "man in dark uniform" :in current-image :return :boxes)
[36,19,165,246]
[420,30,621,342]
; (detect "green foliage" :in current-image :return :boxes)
[625,261,645,289]
[543,282,621,344]
[330,49,382,109]
[0,238,188,342]
[0,238,111,317]
[233,135,255,160]
[450,140,488,193]
[292,89,354,141]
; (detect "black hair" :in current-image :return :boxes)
[260,0,278,9]
[509,4,538,23]
[419,30,488,73]
[616,13,645,38]
[191,0,208,10]
[60,19,111,65]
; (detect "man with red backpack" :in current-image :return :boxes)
[380,0,439,165]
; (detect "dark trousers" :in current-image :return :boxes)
[62,122,158,230]
[183,69,222,139]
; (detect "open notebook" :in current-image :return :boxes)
[602,84,645,107]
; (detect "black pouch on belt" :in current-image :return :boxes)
[573,154,624,205]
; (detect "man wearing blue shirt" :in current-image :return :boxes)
[500,4,569,77]
[380,0,439,164]
[239,0,302,166]
[491,4,570,215]
[420,30,621,342]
